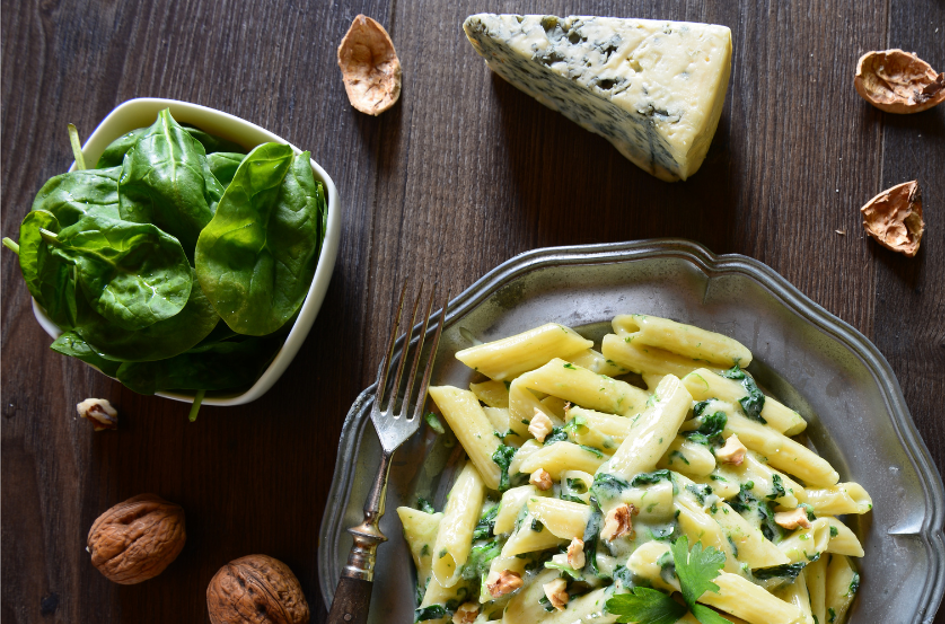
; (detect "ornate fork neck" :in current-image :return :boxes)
[341,450,393,582]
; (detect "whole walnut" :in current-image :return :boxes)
[87,493,186,584]
[207,554,310,624]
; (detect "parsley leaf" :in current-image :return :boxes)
[606,587,687,624]
[691,604,733,624]
[671,536,726,610]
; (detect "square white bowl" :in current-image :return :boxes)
[30,97,341,406]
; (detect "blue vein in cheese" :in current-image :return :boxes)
[463,14,733,182]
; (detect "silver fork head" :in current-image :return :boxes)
[371,281,449,453]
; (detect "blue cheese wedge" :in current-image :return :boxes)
[463,14,732,181]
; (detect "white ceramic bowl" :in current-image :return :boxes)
[31,97,341,406]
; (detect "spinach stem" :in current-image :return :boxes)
[68,124,87,170]
[1,237,19,255]
[188,390,206,422]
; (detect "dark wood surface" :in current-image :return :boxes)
[2,1,943,622]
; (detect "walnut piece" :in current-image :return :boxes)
[207,554,310,624]
[601,503,638,541]
[861,180,925,257]
[87,494,185,584]
[854,49,945,114]
[486,570,523,598]
[715,434,747,466]
[76,398,118,431]
[775,508,812,530]
[337,15,402,115]
[566,537,586,570]
[529,468,553,491]
[528,411,554,442]
[452,602,479,624]
[543,578,569,611]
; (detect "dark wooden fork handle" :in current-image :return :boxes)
[327,576,374,624]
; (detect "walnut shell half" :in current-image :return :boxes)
[337,15,402,115]
[87,494,186,584]
[861,180,925,257]
[854,49,945,113]
[207,554,310,624]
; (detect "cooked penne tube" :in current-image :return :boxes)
[805,554,828,624]
[455,323,592,381]
[657,436,717,477]
[683,368,807,435]
[513,357,649,417]
[526,497,591,540]
[804,483,872,515]
[824,555,858,624]
[470,379,510,408]
[429,386,503,489]
[602,333,712,379]
[501,568,559,623]
[774,569,814,622]
[706,450,806,508]
[823,517,864,557]
[500,513,564,557]
[508,382,560,435]
[613,314,752,368]
[567,347,630,377]
[674,492,740,573]
[566,406,634,442]
[431,462,486,587]
[396,507,442,593]
[778,518,832,564]
[493,485,547,535]
[517,441,607,479]
[600,375,692,482]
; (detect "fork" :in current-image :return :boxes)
[327,282,448,624]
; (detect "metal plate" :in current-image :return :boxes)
[318,239,945,623]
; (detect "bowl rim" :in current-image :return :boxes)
[30,97,342,406]
[317,238,945,620]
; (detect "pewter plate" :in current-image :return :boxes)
[318,240,945,623]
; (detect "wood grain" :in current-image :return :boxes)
[1,1,943,622]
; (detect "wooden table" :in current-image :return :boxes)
[2,1,943,622]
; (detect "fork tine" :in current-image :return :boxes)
[400,283,437,420]
[387,282,424,412]
[376,280,409,406]
[412,288,450,422]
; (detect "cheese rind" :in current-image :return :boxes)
[463,14,733,181]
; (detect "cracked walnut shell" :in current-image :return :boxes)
[337,15,402,115]
[861,180,925,257]
[87,494,185,584]
[854,49,945,113]
[207,554,310,624]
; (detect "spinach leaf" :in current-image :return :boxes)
[591,472,630,500]
[45,215,193,331]
[95,129,147,168]
[720,365,767,423]
[30,167,121,227]
[473,505,498,540]
[182,125,247,155]
[118,109,224,257]
[631,469,678,494]
[543,426,569,445]
[684,401,727,447]
[414,605,448,622]
[15,210,78,328]
[74,271,219,362]
[582,497,603,576]
[50,331,121,377]
[460,538,501,581]
[195,145,324,335]
[115,333,283,395]
[752,561,807,583]
[206,152,246,188]
[491,444,516,492]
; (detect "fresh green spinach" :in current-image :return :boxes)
[45,215,193,331]
[196,145,325,335]
[118,109,224,257]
